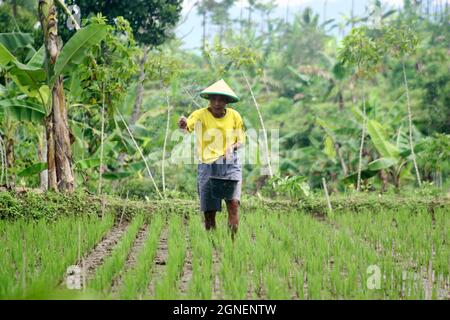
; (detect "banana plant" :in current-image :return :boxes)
[1,2,107,191]
[269,175,311,200]
[343,119,425,189]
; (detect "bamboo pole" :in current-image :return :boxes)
[98,82,106,195]
[116,109,163,199]
[55,0,80,30]
[402,59,422,187]
[0,135,7,186]
[242,71,273,178]
[162,87,172,197]
[322,177,333,212]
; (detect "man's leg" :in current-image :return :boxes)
[204,211,217,230]
[225,199,239,239]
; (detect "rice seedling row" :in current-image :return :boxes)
[1,207,448,299]
[118,215,164,299]
[88,214,145,295]
[152,214,187,299]
[0,213,115,298]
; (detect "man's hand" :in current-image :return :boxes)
[178,116,188,130]
[224,142,241,162]
[224,145,234,162]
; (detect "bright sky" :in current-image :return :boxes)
[179,0,448,50]
[181,0,409,13]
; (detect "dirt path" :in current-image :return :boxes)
[110,224,149,297]
[178,229,192,298]
[147,226,168,298]
[76,221,130,288]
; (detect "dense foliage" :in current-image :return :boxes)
[0,0,448,199]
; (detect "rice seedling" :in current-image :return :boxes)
[89,214,145,295]
[153,214,186,299]
[118,214,164,299]
[0,213,115,298]
[187,214,213,299]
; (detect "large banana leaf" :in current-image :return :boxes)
[0,43,47,103]
[75,158,100,170]
[0,33,34,52]
[26,46,45,68]
[53,23,107,80]
[103,172,134,180]
[0,43,16,66]
[18,162,47,177]
[316,117,337,131]
[0,98,46,122]
[10,62,46,84]
[396,125,409,151]
[368,157,398,171]
[342,169,378,184]
[367,119,400,159]
[0,84,5,97]
[323,135,336,160]
[342,156,401,184]
[398,139,427,159]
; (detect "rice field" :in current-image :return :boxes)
[0,207,449,300]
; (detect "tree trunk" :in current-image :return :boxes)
[12,0,17,18]
[38,128,48,191]
[0,135,7,186]
[162,86,171,196]
[242,71,273,178]
[379,169,389,193]
[356,84,366,192]
[338,90,344,110]
[335,142,347,175]
[39,0,75,192]
[45,114,57,190]
[6,136,15,188]
[130,46,149,125]
[53,76,75,191]
[202,11,206,51]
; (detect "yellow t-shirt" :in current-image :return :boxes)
[187,107,245,163]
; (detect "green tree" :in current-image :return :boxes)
[383,24,422,187]
[63,0,182,46]
[338,27,383,192]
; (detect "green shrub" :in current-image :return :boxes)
[0,192,22,219]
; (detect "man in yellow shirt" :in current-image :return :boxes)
[178,79,245,239]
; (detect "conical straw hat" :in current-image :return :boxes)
[199,79,240,103]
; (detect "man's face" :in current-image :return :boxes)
[209,94,228,110]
